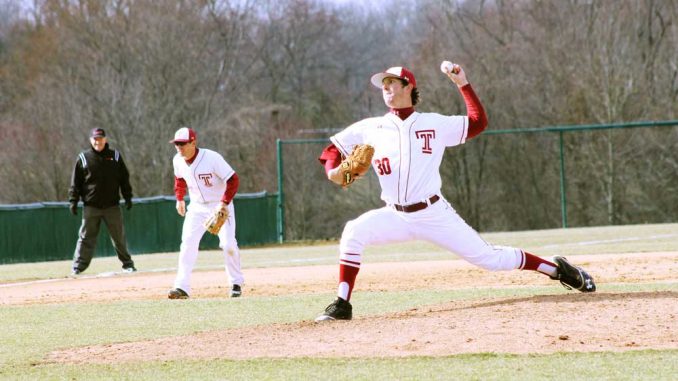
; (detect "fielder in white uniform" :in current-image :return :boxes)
[168,127,244,299]
[315,64,595,321]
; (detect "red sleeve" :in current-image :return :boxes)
[174,177,187,201]
[221,173,239,204]
[318,144,342,174]
[460,84,488,140]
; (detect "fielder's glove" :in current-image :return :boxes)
[204,203,229,235]
[339,144,374,187]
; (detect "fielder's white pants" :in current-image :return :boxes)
[339,197,524,271]
[173,201,244,295]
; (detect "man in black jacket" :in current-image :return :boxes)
[68,128,136,275]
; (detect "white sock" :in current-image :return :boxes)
[337,282,349,300]
[537,263,557,277]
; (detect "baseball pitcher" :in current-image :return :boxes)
[315,64,595,321]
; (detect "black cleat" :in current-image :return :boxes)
[168,288,189,299]
[315,297,353,322]
[230,284,242,298]
[71,269,81,276]
[552,256,596,292]
[122,266,137,273]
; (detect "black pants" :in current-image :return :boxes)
[72,205,134,272]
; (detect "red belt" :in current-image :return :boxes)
[393,195,440,213]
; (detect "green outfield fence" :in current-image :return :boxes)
[276,120,678,242]
[0,192,278,264]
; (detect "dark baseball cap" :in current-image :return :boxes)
[90,128,106,138]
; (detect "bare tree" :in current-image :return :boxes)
[0,0,675,234]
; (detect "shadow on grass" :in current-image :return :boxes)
[438,290,677,312]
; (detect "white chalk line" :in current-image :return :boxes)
[539,234,677,249]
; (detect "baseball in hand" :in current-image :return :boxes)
[440,61,459,74]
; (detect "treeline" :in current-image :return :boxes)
[0,0,676,237]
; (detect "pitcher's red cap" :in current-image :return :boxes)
[170,127,196,143]
[370,66,417,88]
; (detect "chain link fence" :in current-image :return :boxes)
[277,122,678,241]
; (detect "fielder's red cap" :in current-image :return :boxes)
[90,128,106,138]
[370,66,417,89]
[170,127,196,143]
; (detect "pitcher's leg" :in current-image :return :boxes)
[417,201,594,291]
[72,206,102,273]
[102,206,134,269]
[336,207,413,301]
[419,202,525,271]
[173,209,206,295]
[316,207,414,321]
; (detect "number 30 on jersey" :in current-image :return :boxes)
[374,158,392,175]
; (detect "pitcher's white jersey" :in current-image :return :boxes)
[331,112,468,205]
[173,148,235,204]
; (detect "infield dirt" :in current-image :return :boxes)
[3,252,676,362]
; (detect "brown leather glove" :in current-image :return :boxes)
[339,144,374,187]
[204,203,229,235]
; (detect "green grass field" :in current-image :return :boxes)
[1,223,676,380]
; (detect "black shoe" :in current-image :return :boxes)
[230,284,242,298]
[551,256,596,292]
[315,297,352,322]
[122,266,137,273]
[168,288,189,299]
[71,268,81,276]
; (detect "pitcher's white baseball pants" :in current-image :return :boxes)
[339,197,524,271]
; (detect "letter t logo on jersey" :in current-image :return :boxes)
[198,173,213,187]
[415,130,436,154]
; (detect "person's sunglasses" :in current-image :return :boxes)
[174,142,188,146]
